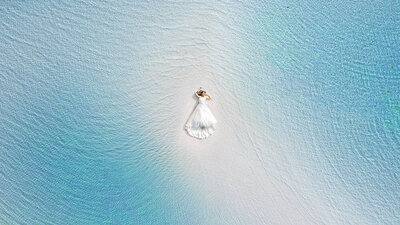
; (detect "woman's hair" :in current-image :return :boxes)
[197,90,206,95]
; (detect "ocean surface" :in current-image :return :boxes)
[0,0,399,224]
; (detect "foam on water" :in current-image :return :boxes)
[0,0,399,224]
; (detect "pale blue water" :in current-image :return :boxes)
[0,1,399,224]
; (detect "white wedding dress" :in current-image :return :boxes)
[185,96,217,139]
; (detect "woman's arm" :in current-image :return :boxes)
[205,94,211,100]
[194,87,202,98]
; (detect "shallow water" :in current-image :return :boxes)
[0,1,399,224]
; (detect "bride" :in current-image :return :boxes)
[185,87,217,139]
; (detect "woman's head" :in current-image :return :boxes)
[198,90,206,97]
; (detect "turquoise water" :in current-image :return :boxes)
[0,1,399,224]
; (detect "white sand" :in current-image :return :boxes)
[117,2,345,223]
[172,84,313,224]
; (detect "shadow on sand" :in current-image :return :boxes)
[182,93,200,135]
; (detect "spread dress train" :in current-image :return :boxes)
[185,96,217,139]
